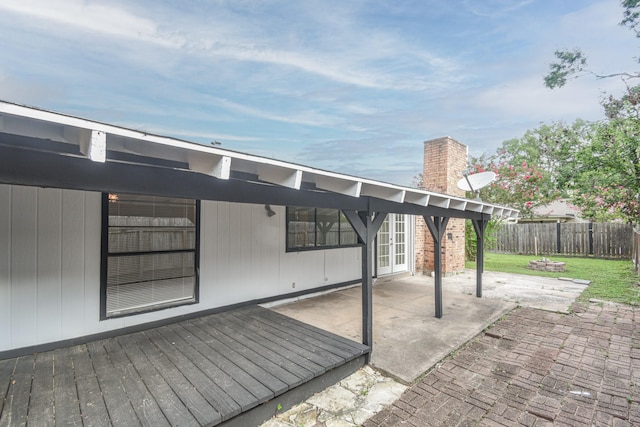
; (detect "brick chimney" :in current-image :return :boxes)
[415,136,467,275]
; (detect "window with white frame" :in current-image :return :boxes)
[101,193,199,318]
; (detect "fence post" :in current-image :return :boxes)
[588,222,594,255]
[556,221,561,253]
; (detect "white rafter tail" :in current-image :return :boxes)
[78,129,106,163]
[482,205,495,215]
[466,201,484,212]
[493,207,504,217]
[315,175,362,197]
[188,152,231,179]
[361,184,405,203]
[62,126,86,146]
[428,195,450,208]
[258,165,302,189]
[404,191,430,206]
[449,199,467,211]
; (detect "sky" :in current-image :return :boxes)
[0,0,637,186]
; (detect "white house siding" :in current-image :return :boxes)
[0,185,104,352]
[0,184,361,353]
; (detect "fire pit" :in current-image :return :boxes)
[528,258,566,272]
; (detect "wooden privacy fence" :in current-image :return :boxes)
[493,222,634,259]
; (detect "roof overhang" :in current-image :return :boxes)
[0,101,518,220]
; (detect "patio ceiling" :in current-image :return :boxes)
[0,101,518,220]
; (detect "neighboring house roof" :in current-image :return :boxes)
[522,199,584,222]
[0,100,518,220]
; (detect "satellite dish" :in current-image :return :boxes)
[457,171,496,201]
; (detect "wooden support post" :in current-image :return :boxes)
[343,209,387,362]
[472,216,489,298]
[424,215,449,318]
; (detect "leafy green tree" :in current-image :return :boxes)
[492,121,590,192]
[542,0,640,223]
[572,90,640,223]
[470,157,552,218]
[544,0,640,89]
[469,121,591,217]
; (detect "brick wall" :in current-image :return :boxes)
[416,136,467,275]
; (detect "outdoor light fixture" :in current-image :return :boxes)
[265,204,276,217]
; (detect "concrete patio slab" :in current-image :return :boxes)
[443,269,589,313]
[270,275,516,384]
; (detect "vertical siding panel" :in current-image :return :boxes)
[0,184,12,350]
[234,203,254,301]
[228,202,244,286]
[199,201,219,304]
[36,188,63,343]
[324,248,360,284]
[215,202,232,305]
[83,192,102,331]
[11,186,38,348]
[61,190,86,338]
[250,204,280,297]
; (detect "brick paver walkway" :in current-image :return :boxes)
[365,303,640,426]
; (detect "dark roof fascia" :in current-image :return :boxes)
[0,136,488,219]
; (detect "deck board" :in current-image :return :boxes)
[166,323,274,404]
[118,332,207,426]
[141,327,240,420]
[0,305,369,426]
[0,355,33,426]
[101,337,170,427]
[257,307,365,352]
[153,325,257,412]
[229,310,344,369]
[214,312,321,380]
[120,333,219,426]
[221,311,329,372]
[87,340,141,426]
[244,308,360,360]
[0,358,16,419]
[192,316,309,387]
[178,321,289,395]
[71,345,111,427]
[53,347,84,426]
[28,352,55,426]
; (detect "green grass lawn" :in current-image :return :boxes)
[465,253,640,306]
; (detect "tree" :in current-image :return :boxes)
[468,121,591,217]
[544,0,640,89]
[542,0,640,224]
[571,90,640,223]
[469,157,553,217]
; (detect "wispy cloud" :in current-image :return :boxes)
[0,0,178,46]
[0,0,635,186]
[463,0,534,18]
[0,0,464,92]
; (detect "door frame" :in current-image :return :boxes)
[376,213,412,276]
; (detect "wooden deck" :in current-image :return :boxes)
[0,305,369,426]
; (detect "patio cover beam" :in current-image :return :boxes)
[424,216,450,319]
[0,141,369,211]
[0,133,503,220]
